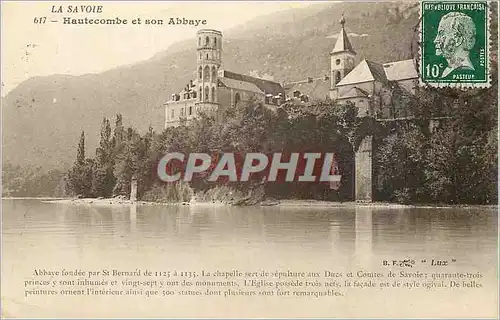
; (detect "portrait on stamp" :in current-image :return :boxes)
[433,12,476,78]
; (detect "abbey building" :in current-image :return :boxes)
[164,29,285,128]
[164,17,418,129]
[163,18,419,202]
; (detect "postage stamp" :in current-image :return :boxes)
[420,1,491,88]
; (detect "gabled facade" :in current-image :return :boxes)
[326,16,418,119]
[283,16,418,120]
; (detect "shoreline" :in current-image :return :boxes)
[20,197,499,209]
[2,197,69,200]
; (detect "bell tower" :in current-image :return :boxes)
[196,29,222,108]
[330,15,356,90]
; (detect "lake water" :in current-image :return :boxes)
[1,199,498,318]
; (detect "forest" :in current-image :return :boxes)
[3,62,498,205]
[57,76,498,205]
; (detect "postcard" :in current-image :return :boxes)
[1,0,498,318]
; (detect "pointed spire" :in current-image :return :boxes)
[340,13,346,26]
[331,14,355,55]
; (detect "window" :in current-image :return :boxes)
[211,87,215,102]
[180,108,184,117]
[205,36,209,45]
[214,37,217,47]
[206,53,209,60]
[171,109,175,119]
[205,86,209,101]
[336,59,341,65]
[199,87,202,100]
[189,106,192,115]
[204,66,210,81]
[335,71,341,84]
[212,66,217,80]
[198,37,201,46]
[235,92,241,105]
[198,66,202,80]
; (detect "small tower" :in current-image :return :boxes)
[330,15,356,89]
[196,29,222,107]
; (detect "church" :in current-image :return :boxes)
[164,16,418,128]
[163,17,419,202]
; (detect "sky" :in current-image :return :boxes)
[1,1,314,96]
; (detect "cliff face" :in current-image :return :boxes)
[2,2,419,168]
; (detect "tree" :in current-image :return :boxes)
[91,118,115,197]
[66,131,93,197]
[76,131,85,165]
[375,122,427,203]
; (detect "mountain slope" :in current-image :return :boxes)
[2,2,419,168]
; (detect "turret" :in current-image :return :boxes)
[330,15,356,89]
[196,29,222,104]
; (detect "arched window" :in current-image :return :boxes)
[211,66,217,80]
[205,86,209,101]
[211,87,215,102]
[204,66,210,81]
[205,36,209,45]
[198,66,202,80]
[235,92,241,105]
[214,37,217,47]
[335,71,341,84]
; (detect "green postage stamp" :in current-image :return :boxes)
[420,1,491,87]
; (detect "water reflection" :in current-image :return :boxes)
[1,201,496,264]
[1,200,497,318]
[354,206,373,266]
[127,203,137,233]
[2,201,497,251]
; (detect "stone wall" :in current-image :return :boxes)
[355,135,373,202]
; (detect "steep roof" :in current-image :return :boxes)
[284,77,330,101]
[220,70,284,96]
[331,26,355,55]
[337,86,370,100]
[218,77,263,94]
[383,59,418,81]
[337,59,387,86]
